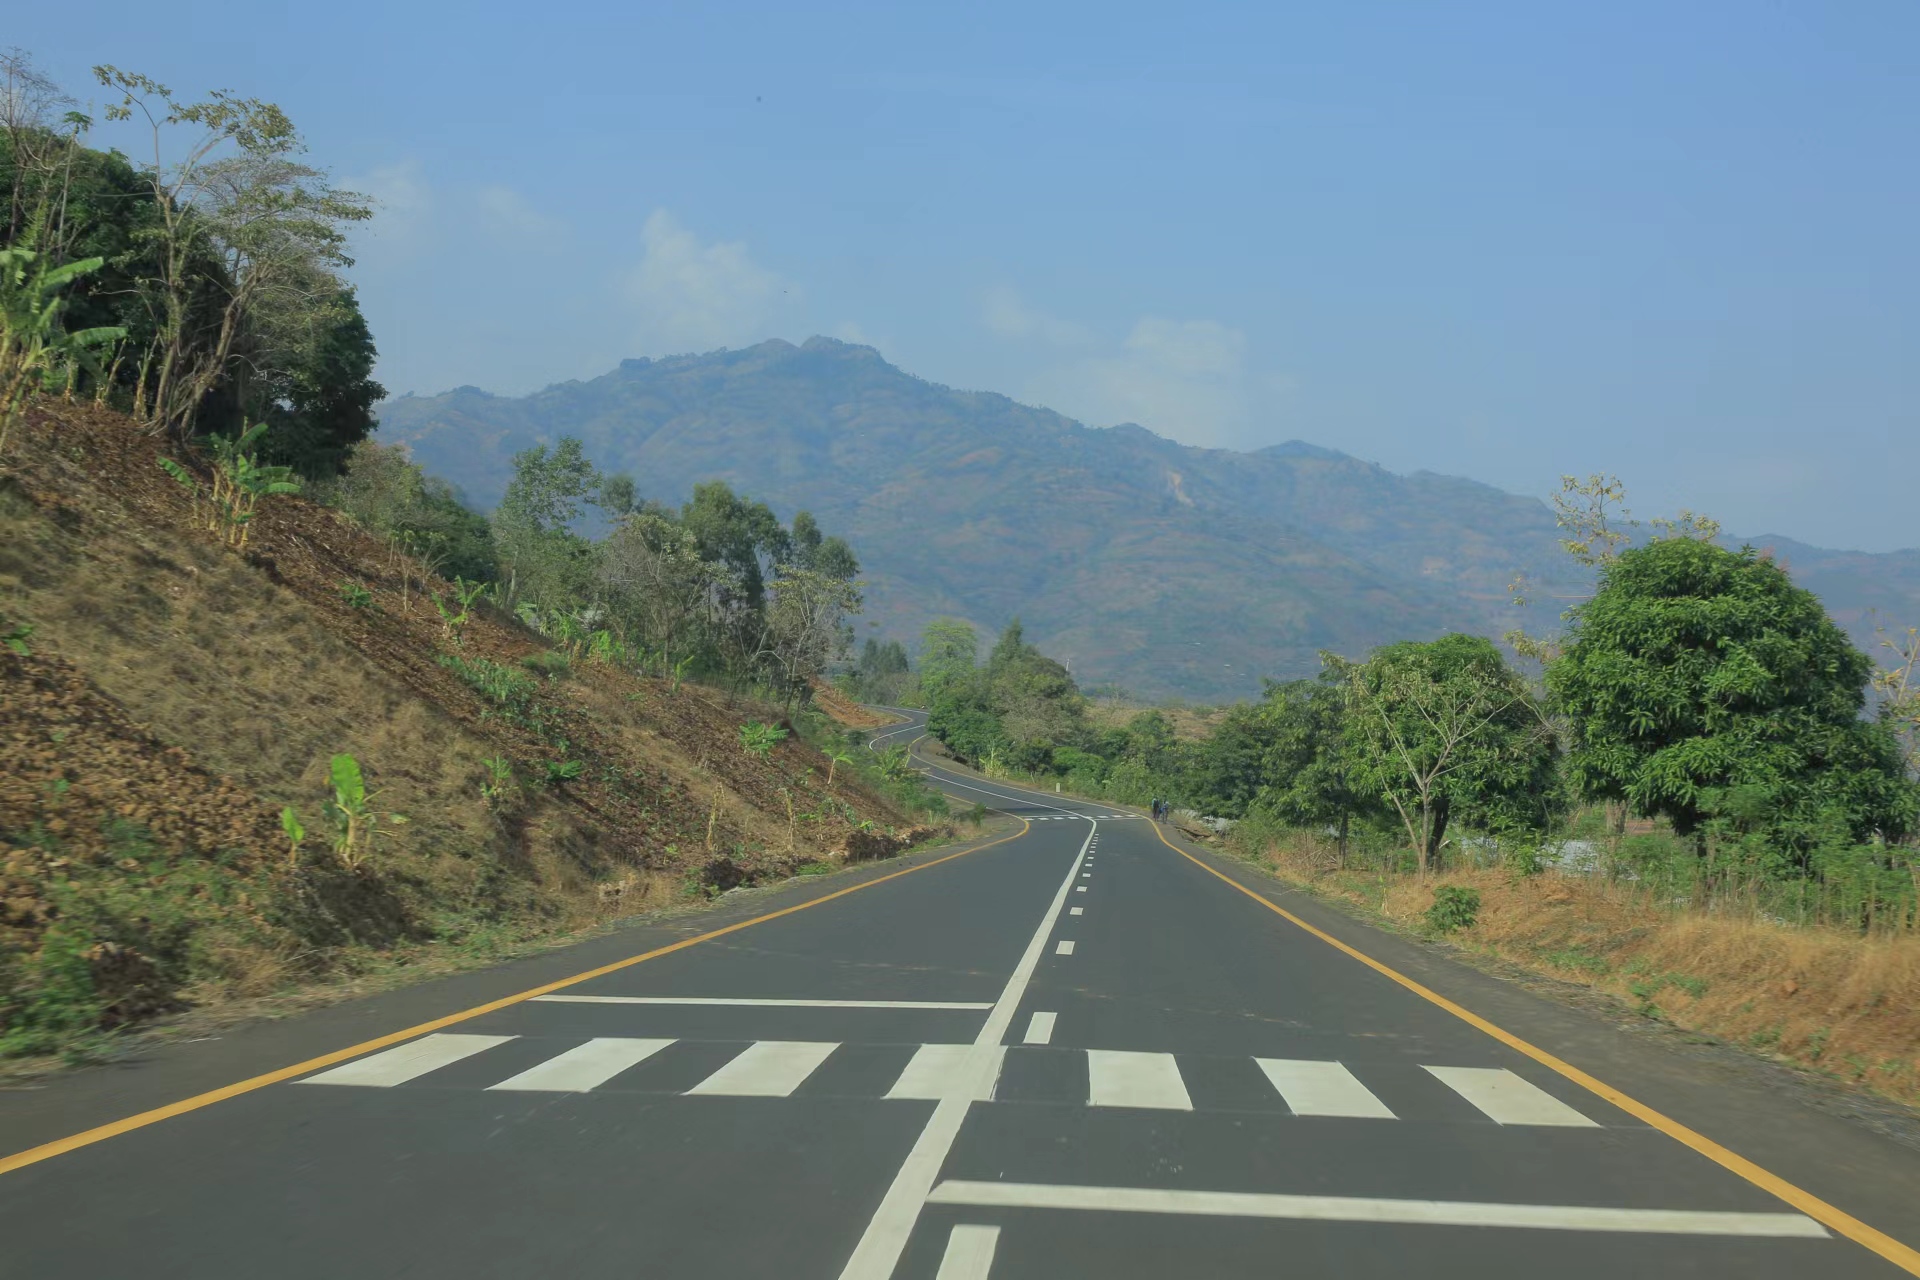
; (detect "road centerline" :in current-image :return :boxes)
[835,819,1097,1280]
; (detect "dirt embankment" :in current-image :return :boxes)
[0,402,924,1052]
[807,678,899,730]
[1250,831,1920,1107]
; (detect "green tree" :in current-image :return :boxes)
[247,283,384,478]
[1549,538,1917,861]
[1337,634,1557,871]
[95,66,371,437]
[492,437,599,607]
[1246,678,1377,858]
[918,618,980,696]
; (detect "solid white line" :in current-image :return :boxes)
[487,1038,675,1092]
[686,1041,839,1097]
[1024,1012,1057,1045]
[531,996,993,1010]
[836,823,1096,1280]
[1055,941,1076,955]
[924,1182,1827,1238]
[1255,1058,1396,1119]
[1086,1050,1192,1111]
[885,1044,1005,1101]
[1425,1066,1599,1127]
[1070,907,1083,916]
[933,1225,1001,1280]
[300,1034,513,1087]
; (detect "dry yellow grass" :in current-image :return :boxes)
[1255,832,1920,1105]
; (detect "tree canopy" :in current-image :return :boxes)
[1550,537,1916,859]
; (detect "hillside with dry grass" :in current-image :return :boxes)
[1237,828,1920,1106]
[0,402,939,1061]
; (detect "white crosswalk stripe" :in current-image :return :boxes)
[294,1038,1610,1128]
[1086,1049,1192,1110]
[885,1043,1006,1101]
[487,1037,674,1092]
[1424,1065,1599,1127]
[1256,1058,1397,1119]
[685,1040,840,1096]
[300,1033,514,1087]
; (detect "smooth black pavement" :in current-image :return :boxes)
[0,709,1917,1277]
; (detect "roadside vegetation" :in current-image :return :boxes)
[865,477,1920,1101]
[0,51,946,1065]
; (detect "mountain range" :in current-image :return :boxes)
[375,338,1920,701]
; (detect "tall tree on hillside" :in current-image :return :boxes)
[1336,634,1557,871]
[1549,537,1917,862]
[763,566,862,708]
[94,66,370,437]
[596,508,718,671]
[492,437,599,607]
[1,51,90,251]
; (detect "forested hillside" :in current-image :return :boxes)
[0,54,943,1062]
[378,338,1920,700]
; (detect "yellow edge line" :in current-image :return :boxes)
[1150,821,1920,1275]
[0,819,1031,1178]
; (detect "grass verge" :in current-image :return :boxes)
[1222,827,1920,1108]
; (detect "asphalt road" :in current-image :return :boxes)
[3,709,1920,1278]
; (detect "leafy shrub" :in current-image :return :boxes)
[521,650,571,679]
[739,721,788,759]
[543,759,583,786]
[1424,885,1481,934]
[338,580,373,610]
[440,653,538,711]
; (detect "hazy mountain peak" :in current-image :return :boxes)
[376,344,1919,698]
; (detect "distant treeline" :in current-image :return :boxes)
[856,506,1920,923]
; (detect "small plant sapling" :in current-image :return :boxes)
[280,807,306,868]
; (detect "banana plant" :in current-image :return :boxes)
[0,243,126,455]
[322,752,406,869]
[739,721,789,759]
[158,420,302,551]
[825,749,855,792]
[432,576,489,645]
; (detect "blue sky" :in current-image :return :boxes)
[15,1,1918,549]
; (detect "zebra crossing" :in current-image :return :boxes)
[299,1035,1605,1127]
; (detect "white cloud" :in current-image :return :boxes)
[831,320,876,346]
[476,185,567,242]
[981,284,1092,348]
[626,209,793,353]
[346,159,432,246]
[1026,316,1255,447]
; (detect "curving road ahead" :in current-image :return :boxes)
[2,708,1919,1278]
